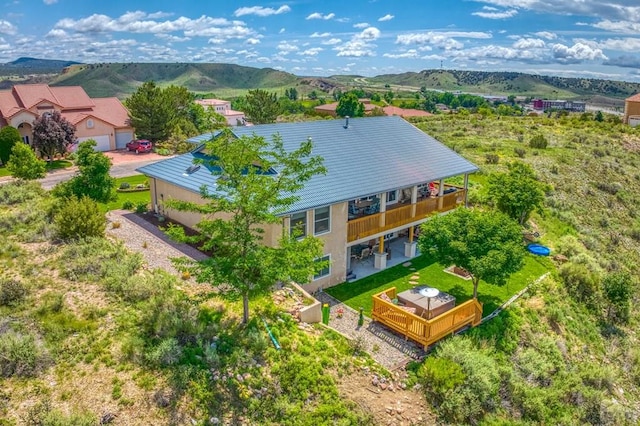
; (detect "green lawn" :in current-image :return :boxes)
[100,175,150,213]
[325,253,551,317]
[0,167,9,177]
[0,160,72,177]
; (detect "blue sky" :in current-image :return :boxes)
[2,0,640,81]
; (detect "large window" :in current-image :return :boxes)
[313,255,331,280]
[290,212,307,238]
[386,190,397,203]
[314,206,331,235]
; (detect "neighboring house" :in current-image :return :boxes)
[137,116,478,293]
[532,99,586,112]
[382,106,432,118]
[624,93,640,127]
[195,98,246,126]
[314,99,379,117]
[0,84,133,151]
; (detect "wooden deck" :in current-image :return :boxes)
[371,287,482,349]
[347,188,466,242]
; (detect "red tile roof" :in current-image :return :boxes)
[63,97,130,128]
[383,106,432,117]
[626,93,640,102]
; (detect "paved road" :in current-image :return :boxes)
[1,157,162,190]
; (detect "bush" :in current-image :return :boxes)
[135,201,148,214]
[514,147,526,158]
[0,278,27,306]
[54,196,106,241]
[485,153,499,164]
[555,235,584,259]
[0,330,47,377]
[0,180,45,206]
[122,200,135,210]
[529,134,548,149]
[61,238,142,283]
[146,337,183,366]
[559,262,601,307]
[6,143,47,180]
[119,182,131,190]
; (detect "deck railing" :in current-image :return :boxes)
[371,287,482,349]
[348,188,466,242]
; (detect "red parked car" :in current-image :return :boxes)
[126,139,153,153]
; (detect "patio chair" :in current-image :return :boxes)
[364,199,380,215]
[348,202,360,219]
[358,248,371,262]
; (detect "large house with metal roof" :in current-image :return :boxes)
[137,116,478,292]
[0,84,134,151]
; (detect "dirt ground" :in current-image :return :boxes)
[104,149,169,165]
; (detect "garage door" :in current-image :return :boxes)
[115,131,133,150]
[77,135,111,151]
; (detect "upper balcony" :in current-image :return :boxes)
[347,184,466,243]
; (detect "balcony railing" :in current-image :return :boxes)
[347,188,466,242]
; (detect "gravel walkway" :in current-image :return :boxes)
[316,292,425,371]
[106,210,208,275]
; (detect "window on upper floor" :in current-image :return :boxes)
[313,254,331,280]
[386,190,397,203]
[86,119,94,129]
[290,212,307,239]
[314,206,330,235]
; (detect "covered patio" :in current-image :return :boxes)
[347,234,420,282]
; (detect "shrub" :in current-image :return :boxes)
[6,143,47,180]
[122,200,135,210]
[0,330,47,377]
[146,337,183,366]
[559,262,601,307]
[135,202,148,214]
[418,357,465,404]
[119,182,131,190]
[529,134,548,149]
[61,238,142,283]
[0,278,27,306]
[514,147,526,158]
[53,196,106,241]
[555,235,584,259]
[485,153,499,164]
[111,221,121,229]
[0,180,45,206]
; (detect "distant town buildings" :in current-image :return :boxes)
[623,93,640,127]
[194,98,246,126]
[532,99,586,112]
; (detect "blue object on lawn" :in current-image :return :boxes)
[527,244,551,256]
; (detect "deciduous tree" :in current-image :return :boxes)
[488,162,547,225]
[336,92,364,118]
[6,143,46,180]
[32,111,76,160]
[243,89,282,124]
[53,140,115,203]
[0,126,21,166]
[602,271,633,324]
[166,129,327,324]
[418,208,525,299]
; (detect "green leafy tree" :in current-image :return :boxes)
[0,126,21,166]
[418,208,525,299]
[602,272,633,324]
[488,162,547,225]
[383,91,394,104]
[594,110,604,122]
[32,111,76,160]
[54,196,106,241]
[335,92,364,118]
[243,89,282,124]
[6,143,46,180]
[53,140,115,203]
[284,87,298,101]
[166,129,327,324]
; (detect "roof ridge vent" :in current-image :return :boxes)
[344,116,349,129]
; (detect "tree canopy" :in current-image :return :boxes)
[0,126,21,166]
[53,140,115,203]
[488,162,547,225]
[418,208,525,299]
[32,111,76,160]
[243,89,282,124]
[6,142,46,180]
[336,92,364,118]
[166,129,327,323]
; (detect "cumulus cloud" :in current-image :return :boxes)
[306,12,335,20]
[277,41,299,54]
[245,38,261,45]
[472,8,518,19]
[0,20,17,35]
[383,49,420,59]
[551,42,607,63]
[513,38,545,49]
[396,31,491,50]
[298,47,323,56]
[233,5,291,17]
[322,38,342,45]
[378,14,394,22]
[353,22,370,29]
[593,19,640,33]
[477,0,640,23]
[574,37,640,52]
[604,55,640,68]
[310,32,331,38]
[333,26,381,57]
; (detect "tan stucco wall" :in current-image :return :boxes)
[8,111,37,128]
[76,117,131,151]
[624,100,640,124]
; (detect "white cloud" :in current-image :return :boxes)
[245,38,261,45]
[476,0,640,23]
[378,14,394,22]
[277,41,299,54]
[279,28,285,34]
[333,27,381,57]
[472,9,518,19]
[534,31,557,40]
[395,31,491,50]
[233,5,291,17]
[383,49,420,59]
[0,20,17,35]
[593,20,640,33]
[310,32,331,38]
[353,22,370,29]
[43,0,58,4]
[513,38,545,49]
[574,37,640,53]
[306,12,335,20]
[298,47,323,56]
[156,34,191,42]
[322,38,342,45]
[551,42,607,63]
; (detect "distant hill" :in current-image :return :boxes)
[0,57,82,74]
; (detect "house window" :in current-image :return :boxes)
[313,255,331,280]
[314,206,330,235]
[290,212,307,238]
[386,190,397,203]
[86,119,94,129]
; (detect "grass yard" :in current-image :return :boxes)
[0,160,72,177]
[325,253,551,317]
[0,167,9,177]
[100,175,150,213]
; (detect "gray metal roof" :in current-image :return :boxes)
[137,116,478,214]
